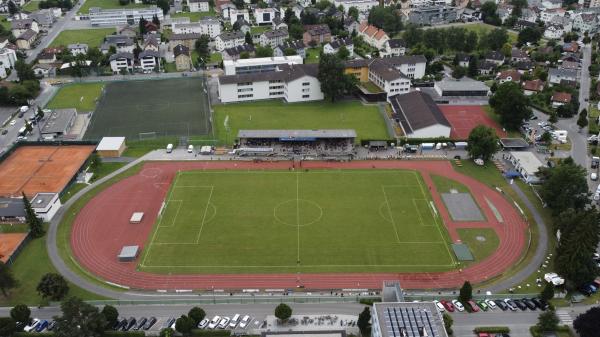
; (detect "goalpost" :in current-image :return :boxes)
[139,132,158,141]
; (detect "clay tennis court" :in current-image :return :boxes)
[439,105,507,139]
[0,233,28,263]
[0,145,94,197]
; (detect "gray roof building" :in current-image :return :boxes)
[0,198,25,219]
[389,91,451,137]
[219,63,318,84]
[372,302,448,337]
[40,108,77,137]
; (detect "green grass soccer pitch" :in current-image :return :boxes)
[139,170,456,274]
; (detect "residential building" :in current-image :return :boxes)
[367,58,411,95]
[174,44,193,71]
[357,22,389,50]
[548,67,578,84]
[223,44,256,60]
[100,34,135,54]
[371,302,448,337]
[272,17,288,30]
[37,48,57,63]
[323,37,353,56]
[562,41,579,53]
[434,77,490,97]
[511,48,529,62]
[551,91,572,107]
[11,19,39,37]
[117,24,138,37]
[138,50,160,72]
[88,6,164,27]
[32,63,56,77]
[218,63,324,103]
[109,52,134,73]
[188,0,210,12]
[542,0,562,9]
[0,47,16,78]
[29,9,56,28]
[478,60,496,75]
[303,24,331,45]
[169,32,202,50]
[455,53,470,68]
[573,12,599,33]
[540,8,566,23]
[344,55,427,82]
[142,34,160,51]
[381,39,406,57]
[273,40,305,58]
[16,29,36,50]
[408,6,459,26]
[344,18,359,33]
[219,2,237,19]
[254,7,278,25]
[560,60,580,70]
[333,0,378,13]
[260,28,289,48]
[485,50,505,65]
[544,23,564,39]
[229,8,250,26]
[523,79,544,95]
[497,69,522,83]
[224,55,303,75]
[388,91,451,138]
[172,17,221,38]
[68,43,88,56]
[215,31,245,51]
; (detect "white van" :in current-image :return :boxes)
[229,314,240,328]
[166,143,173,153]
[187,145,194,153]
[19,106,28,113]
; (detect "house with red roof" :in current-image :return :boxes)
[357,22,389,50]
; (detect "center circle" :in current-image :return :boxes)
[274,199,323,227]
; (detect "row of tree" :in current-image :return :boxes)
[403,25,509,55]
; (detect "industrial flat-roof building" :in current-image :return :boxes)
[507,151,545,183]
[434,78,490,97]
[88,6,164,27]
[40,108,77,139]
[388,91,451,138]
[223,55,303,75]
[372,302,448,337]
[0,198,25,223]
[31,192,61,222]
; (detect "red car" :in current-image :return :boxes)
[440,300,455,312]
[467,300,480,312]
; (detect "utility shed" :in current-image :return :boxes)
[96,137,127,157]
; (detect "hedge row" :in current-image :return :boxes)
[359,298,382,306]
[529,325,574,337]
[473,326,510,333]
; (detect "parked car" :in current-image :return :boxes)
[513,299,528,311]
[135,317,147,330]
[124,317,137,331]
[47,321,56,331]
[467,300,479,312]
[485,299,497,310]
[35,320,48,332]
[24,318,40,333]
[208,316,221,329]
[440,300,455,312]
[504,299,517,311]
[229,314,241,328]
[163,317,176,329]
[451,300,465,312]
[239,315,251,329]
[1,129,7,135]
[9,120,16,126]
[115,318,128,330]
[522,298,537,310]
[218,317,230,329]
[144,317,157,330]
[433,300,445,313]
[198,318,209,329]
[476,300,488,311]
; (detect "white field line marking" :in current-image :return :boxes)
[296,173,300,262]
[195,186,214,244]
[413,171,457,265]
[412,198,433,227]
[381,186,401,243]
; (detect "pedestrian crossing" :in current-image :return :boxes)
[557,310,573,325]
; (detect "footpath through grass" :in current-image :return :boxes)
[49,28,115,49]
[0,225,106,306]
[46,83,105,112]
[214,100,389,145]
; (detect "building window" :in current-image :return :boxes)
[302,82,310,86]
[302,88,310,93]
[237,82,252,86]
[302,94,309,98]
[238,94,253,99]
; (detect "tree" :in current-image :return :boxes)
[442,313,453,335]
[195,35,210,61]
[37,106,45,119]
[347,6,358,21]
[139,17,148,36]
[480,2,500,25]
[540,282,555,302]
[7,1,19,15]
[119,0,130,5]
[577,109,589,129]
[574,307,600,337]
[548,111,558,124]
[274,303,292,322]
[101,305,118,330]
[540,131,552,144]
[24,121,32,134]
[518,27,542,46]
[0,317,17,337]
[157,0,169,14]
[536,309,559,332]
[452,66,466,79]
[337,45,350,60]
[188,307,205,326]
[15,60,36,82]
[317,53,356,102]
[467,125,499,161]
[458,281,472,303]
[554,208,599,288]
[255,45,273,57]
[152,14,161,28]
[0,262,17,297]
[159,328,175,337]
[10,304,30,324]
[283,47,297,56]
[22,192,44,238]
[489,82,531,130]
[538,157,588,216]
[483,28,508,50]
[175,315,193,335]
[357,307,371,336]
[467,56,478,77]
[54,297,107,337]
[37,273,69,301]
[245,31,253,45]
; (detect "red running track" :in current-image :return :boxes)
[70,160,527,290]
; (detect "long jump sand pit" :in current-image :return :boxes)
[0,145,94,197]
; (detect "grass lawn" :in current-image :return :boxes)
[0,226,107,306]
[209,52,222,63]
[483,105,521,138]
[46,83,105,112]
[171,8,216,22]
[122,137,179,157]
[60,183,88,203]
[49,28,115,49]
[22,0,40,11]
[214,100,389,145]
[360,81,383,94]
[305,47,323,64]
[250,25,270,35]
[1,17,10,31]
[164,62,177,73]
[139,169,455,274]
[79,0,147,13]
[460,23,518,44]
[430,174,470,193]
[457,228,499,264]
[90,162,127,182]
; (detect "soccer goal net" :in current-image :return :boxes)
[139,132,158,140]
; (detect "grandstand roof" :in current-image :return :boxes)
[237,129,357,139]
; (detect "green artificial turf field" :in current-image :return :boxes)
[139,169,456,274]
